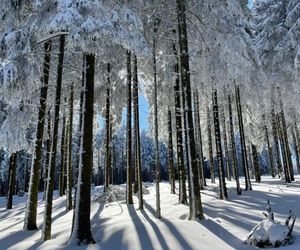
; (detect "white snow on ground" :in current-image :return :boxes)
[0,176,299,250]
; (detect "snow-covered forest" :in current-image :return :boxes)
[0,0,299,249]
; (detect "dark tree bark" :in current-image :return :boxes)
[252,144,261,183]
[294,121,300,173]
[235,86,252,191]
[42,35,65,241]
[104,63,111,191]
[228,95,241,195]
[6,153,17,209]
[264,122,275,178]
[126,50,133,205]
[66,83,74,211]
[167,109,176,194]
[176,0,204,220]
[173,41,187,205]
[271,108,282,177]
[43,110,52,201]
[212,89,228,200]
[221,105,231,181]
[24,41,51,231]
[59,115,66,196]
[132,54,143,209]
[207,104,215,183]
[69,53,95,245]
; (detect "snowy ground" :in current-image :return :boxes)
[0,176,299,250]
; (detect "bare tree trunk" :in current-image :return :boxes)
[272,109,282,177]
[132,54,143,209]
[212,89,228,200]
[24,41,52,230]
[228,95,241,195]
[7,153,17,209]
[264,122,275,178]
[42,35,65,241]
[43,110,52,201]
[176,0,204,220]
[104,63,111,192]
[126,50,133,205]
[68,53,95,245]
[66,83,74,211]
[252,144,261,183]
[235,86,252,191]
[59,115,66,196]
[167,109,176,194]
[207,104,215,183]
[221,104,231,181]
[294,120,300,174]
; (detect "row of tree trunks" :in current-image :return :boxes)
[167,109,176,194]
[212,89,228,200]
[176,0,204,220]
[133,54,143,210]
[24,41,52,231]
[235,86,252,191]
[228,95,242,195]
[42,35,65,241]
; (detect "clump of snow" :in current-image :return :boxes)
[245,200,296,248]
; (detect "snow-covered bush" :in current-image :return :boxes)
[245,200,296,248]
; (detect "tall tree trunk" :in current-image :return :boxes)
[126,50,133,205]
[277,114,290,183]
[271,108,282,177]
[235,86,252,191]
[212,89,228,200]
[207,104,215,183]
[176,0,204,220]
[228,95,241,195]
[247,144,254,180]
[294,120,300,173]
[43,110,52,201]
[167,109,176,194]
[173,41,187,205]
[194,92,206,189]
[265,123,275,178]
[221,104,231,181]
[280,108,294,181]
[66,83,74,211]
[59,115,66,196]
[24,41,52,230]
[42,35,65,241]
[153,22,161,218]
[133,54,143,209]
[104,63,111,191]
[7,153,17,209]
[252,144,261,183]
[68,53,95,245]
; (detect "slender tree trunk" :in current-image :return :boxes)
[24,41,51,230]
[194,92,206,189]
[272,109,282,177]
[247,144,254,180]
[228,95,241,195]
[176,0,204,220]
[104,63,111,191]
[212,89,228,200]
[126,50,133,205]
[69,53,95,245]
[66,83,74,211]
[59,115,66,196]
[235,86,252,191]
[167,109,176,194]
[132,54,143,209]
[207,104,215,183]
[265,124,275,178]
[294,121,300,173]
[173,42,187,205]
[153,23,161,218]
[43,110,52,201]
[221,104,231,181]
[252,144,261,183]
[277,114,290,183]
[42,35,65,241]
[7,153,17,209]
[280,109,294,181]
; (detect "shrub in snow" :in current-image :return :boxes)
[245,200,296,248]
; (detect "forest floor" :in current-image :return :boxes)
[0,176,299,250]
